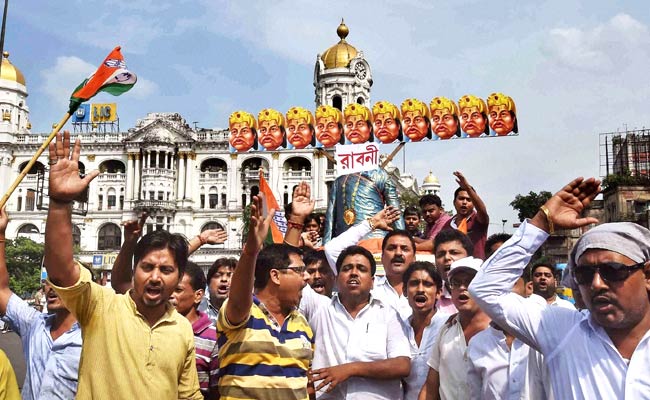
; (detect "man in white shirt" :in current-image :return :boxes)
[309,245,411,399]
[419,257,490,400]
[400,261,448,400]
[530,260,574,309]
[374,230,417,319]
[467,269,534,400]
[469,176,650,399]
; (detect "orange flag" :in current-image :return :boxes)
[258,170,286,243]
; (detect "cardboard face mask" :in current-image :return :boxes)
[372,101,403,144]
[257,109,286,150]
[487,92,518,136]
[343,103,373,144]
[229,110,257,152]
[458,95,489,138]
[286,107,316,149]
[315,105,344,148]
[430,96,460,140]
[401,98,431,142]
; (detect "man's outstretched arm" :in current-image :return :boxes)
[44,131,99,287]
[469,177,601,346]
[111,214,147,294]
[225,195,274,326]
[454,171,489,225]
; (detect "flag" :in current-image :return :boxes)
[68,46,137,114]
[259,170,287,244]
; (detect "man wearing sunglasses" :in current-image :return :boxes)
[469,177,650,398]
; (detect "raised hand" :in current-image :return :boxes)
[535,177,601,231]
[244,194,275,253]
[199,228,228,245]
[453,171,471,191]
[290,181,315,219]
[48,131,99,203]
[123,213,148,243]
[370,205,401,231]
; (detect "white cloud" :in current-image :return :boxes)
[76,14,165,54]
[129,77,158,99]
[543,13,650,72]
[40,56,96,107]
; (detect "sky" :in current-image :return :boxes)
[8,0,650,234]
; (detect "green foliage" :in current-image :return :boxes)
[5,237,43,297]
[602,171,650,190]
[399,191,420,210]
[510,191,553,222]
[241,204,251,247]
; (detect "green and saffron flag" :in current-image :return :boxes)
[68,46,137,114]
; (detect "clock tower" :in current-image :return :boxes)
[314,20,372,111]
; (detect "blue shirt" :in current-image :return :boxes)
[3,293,82,400]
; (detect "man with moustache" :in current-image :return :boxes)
[458,95,489,138]
[430,97,461,140]
[43,131,202,399]
[304,250,335,298]
[257,108,287,150]
[470,176,650,398]
[286,106,316,149]
[308,246,411,399]
[400,262,449,400]
[441,171,489,259]
[401,98,432,142]
[375,230,418,319]
[228,110,258,152]
[0,206,83,400]
[433,229,474,314]
[218,195,314,400]
[531,260,575,309]
[315,105,345,148]
[486,93,518,136]
[372,100,403,144]
[343,103,373,144]
[419,257,490,400]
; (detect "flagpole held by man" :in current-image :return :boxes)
[0,45,136,209]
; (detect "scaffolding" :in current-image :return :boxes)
[599,128,650,178]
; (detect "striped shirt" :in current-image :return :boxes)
[192,311,219,395]
[217,296,314,400]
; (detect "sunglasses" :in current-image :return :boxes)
[573,261,646,285]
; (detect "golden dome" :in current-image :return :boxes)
[423,171,439,184]
[1,52,25,86]
[321,19,358,69]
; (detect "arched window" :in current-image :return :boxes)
[107,188,117,210]
[332,95,342,111]
[98,160,126,174]
[72,225,81,247]
[209,186,218,209]
[201,222,224,232]
[357,97,365,105]
[98,223,121,250]
[17,224,39,235]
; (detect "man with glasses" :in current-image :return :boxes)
[469,177,650,398]
[217,195,314,400]
[419,257,490,400]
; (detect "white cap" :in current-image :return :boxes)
[447,256,483,280]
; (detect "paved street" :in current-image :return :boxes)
[0,330,25,389]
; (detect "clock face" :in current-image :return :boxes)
[355,63,367,80]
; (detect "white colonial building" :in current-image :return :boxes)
[0,22,423,272]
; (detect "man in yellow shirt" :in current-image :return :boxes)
[43,131,202,400]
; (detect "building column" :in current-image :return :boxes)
[177,152,186,201]
[185,152,194,201]
[143,150,149,169]
[126,154,134,201]
[134,154,141,200]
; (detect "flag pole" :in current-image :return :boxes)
[0,112,71,209]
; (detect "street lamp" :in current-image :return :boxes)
[501,219,507,233]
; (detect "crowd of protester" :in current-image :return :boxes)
[0,131,649,399]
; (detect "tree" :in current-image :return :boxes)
[5,237,44,297]
[510,191,553,222]
[399,190,420,210]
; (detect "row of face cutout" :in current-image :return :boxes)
[228,93,518,152]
